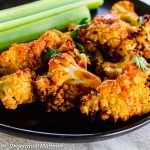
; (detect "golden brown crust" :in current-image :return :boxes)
[35,75,92,112]
[0,41,46,75]
[78,14,129,51]
[48,53,101,88]
[135,15,150,60]
[0,29,75,76]
[40,30,75,52]
[80,63,150,122]
[46,84,91,112]
[0,68,36,109]
[35,75,58,102]
[35,52,99,112]
[110,1,139,26]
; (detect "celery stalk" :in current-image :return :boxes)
[85,0,104,10]
[0,1,90,31]
[0,0,103,22]
[0,6,91,51]
[0,0,79,22]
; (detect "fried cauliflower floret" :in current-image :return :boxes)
[35,53,100,101]
[47,53,100,88]
[40,29,75,52]
[0,29,75,75]
[135,15,150,60]
[0,68,36,110]
[80,63,150,122]
[77,14,129,51]
[35,75,90,112]
[35,75,57,102]
[0,43,36,76]
[35,53,100,112]
[46,84,91,112]
[102,39,136,78]
[110,1,139,26]
[35,77,93,112]
[97,15,150,78]
[65,48,90,70]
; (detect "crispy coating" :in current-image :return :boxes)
[35,75,57,102]
[35,75,92,112]
[35,53,100,112]
[135,15,150,60]
[35,49,91,101]
[110,1,139,26]
[46,84,91,112]
[0,68,36,109]
[48,53,100,88]
[0,42,45,76]
[97,15,150,78]
[0,29,75,75]
[83,15,149,79]
[102,39,136,78]
[65,48,90,70]
[80,63,150,122]
[40,29,75,52]
[77,14,129,51]
[35,52,100,102]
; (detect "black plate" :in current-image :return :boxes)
[0,0,149,143]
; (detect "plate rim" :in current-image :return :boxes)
[0,114,149,142]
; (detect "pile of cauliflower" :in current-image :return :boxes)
[0,1,149,122]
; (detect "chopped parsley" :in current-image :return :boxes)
[70,18,90,39]
[133,55,148,71]
[70,30,78,39]
[42,47,61,61]
[76,17,89,28]
[76,42,85,53]
[139,16,147,25]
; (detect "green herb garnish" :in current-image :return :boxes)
[133,55,148,70]
[70,18,89,39]
[76,17,89,28]
[79,17,89,25]
[76,42,85,53]
[139,16,147,25]
[70,30,78,39]
[42,47,61,61]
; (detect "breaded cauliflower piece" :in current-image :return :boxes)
[110,1,139,26]
[80,63,150,122]
[0,41,45,76]
[135,15,150,60]
[40,29,75,52]
[87,14,149,78]
[35,76,92,112]
[35,53,100,112]
[102,39,136,78]
[47,53,100,88]
[46,84,91,112]
[35,75,57,102]
[77,14,129,51]
[0,29,75,75]
[0,68,36,110]
[65,48,90,70]
[35,52,99,101]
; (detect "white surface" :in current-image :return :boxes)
[0,0,149,150]
[140,0,150,5]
